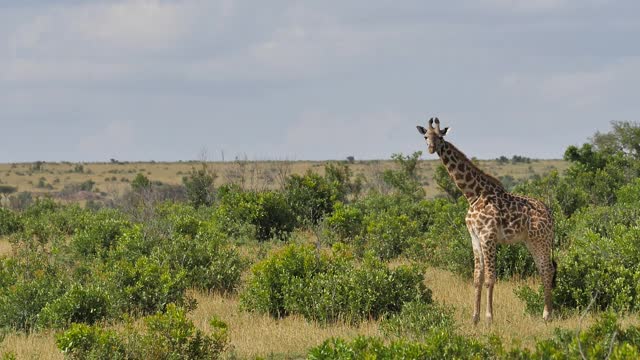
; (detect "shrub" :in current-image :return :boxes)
[56,305,228,360]
[324,202,364,241]
[358,210,420,260]
[37,283,111,329]
[408,198,472,276]
[183,165,216,208]
[240,244,431,324]
[0,208,21,236]
[215,186,295,241]
[380,300,456,340]
[56,323,125,360]
[131,173,151,191]
[515,313,640,359]
[106,256,188,315]
[70,209,131,258]
[381,152,425,199]
[0,255,69,332]
[284,171,340,225]
[308,335,492,360]
[156,228,244,293]
[518,209,640,313]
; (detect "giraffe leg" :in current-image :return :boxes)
[472,249,484,325]
[481,234,498,323]
[527,242,555,321]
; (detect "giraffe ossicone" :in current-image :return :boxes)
[417,117,556,324]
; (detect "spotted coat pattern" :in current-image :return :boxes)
[417,118,556,324]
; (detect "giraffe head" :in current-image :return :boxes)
[417,117,449,154]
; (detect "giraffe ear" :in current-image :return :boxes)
[441,127,450,136]
[416,126,427,135]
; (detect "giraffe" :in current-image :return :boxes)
[417,117,556,324]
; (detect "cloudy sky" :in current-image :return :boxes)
[1,0,638,162]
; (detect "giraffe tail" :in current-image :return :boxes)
[551,259,558,289]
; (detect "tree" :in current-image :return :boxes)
[131,173,151,192]
[434,164,462,201]
[382,152,425,199]
[182,165,216,208]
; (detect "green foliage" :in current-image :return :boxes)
[0,254,69,332]
[133,304,228,359]
[380,300,456,340]
[311,314,640,359]
[131,173,151,191]
[324,202,364,241]
[215,185,295,241]
[358,209,420,260]
[284,171,340,225]
[182,165,216,208]
[56,305,228,360]
[0,208,21,236]
[513,285,545,316]
[434,164,462,200]
[382,152,425,199]
[408,198,472,276]
[324,163,364,200]
[156,228,244,293]
[106,256,188,315]
[518,203,640,313]
[37,283,111,329]
[56,323,125,360]
[70,209,131,258]
[308,334,492,360]
[519,313,640,359]
[240,244,431,324]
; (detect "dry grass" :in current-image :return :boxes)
[2,268,640,359]
[0,332,61,360]
[0,159,568,200]
[423,267,640,349]
[188,292,380,359]
[0,238,12,258]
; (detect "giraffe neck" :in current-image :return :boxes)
[437,141,504,202]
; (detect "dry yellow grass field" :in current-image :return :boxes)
[0,158,602,359]
[3,261,638,359]
[0,159,568,200]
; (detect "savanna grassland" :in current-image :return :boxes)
[0,157,566,200]
[1,122,640,360]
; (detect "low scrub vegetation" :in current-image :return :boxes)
[0,121,638,358]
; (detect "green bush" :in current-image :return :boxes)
[518,208,640,313]
[156,227,244,293]
[0,255,69,332]
[308,335,492,360]
[56,323,125,360]
[240,244,431,324]
[284,171,340,225]
[511,313,640,359]
[408,198,472,276]
[358,210,420,260]
[0,208,21,236]
[182,165,216,208]
[381,152,425,199]
[106,256,188,315]
[215,186,295,241]
[324,202,364,241]
[56,305,228,359]
[37,283,111,329]
[380,300,456,340]
[70,209,131,258]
